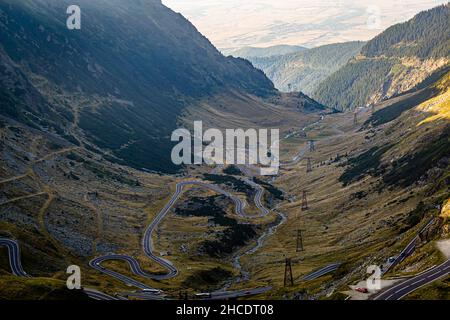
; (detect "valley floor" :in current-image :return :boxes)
[0,80,449,300]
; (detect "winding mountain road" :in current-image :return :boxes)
[84,288,119,300]
[382,218,435,275]
[279,114,324,167]
[370,217,447,300]
[303,263,341,282]
[373,259,450,300]
[0,115,325,299]
[0,238,29,277]
[89,256,155,290]
[92,115,325,294]
[234,114,325,176]
[90,180,271,292]
[0,238,117,300]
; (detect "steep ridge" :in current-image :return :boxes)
[313,4,449,111]
[0,0,279,173]
[245,41,365,95]
[223,45,307,59]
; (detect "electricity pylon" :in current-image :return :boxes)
[284,258,294,287]
[306,157,312,173]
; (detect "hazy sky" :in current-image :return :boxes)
[162,0,447,50]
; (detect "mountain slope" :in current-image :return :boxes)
[342,70,450,189]
[313,4,450,111]
[246,41,365,95]
[1,1,449,300]
[0,0,277,173]
[223,45,307,59]
[251,68,450,299]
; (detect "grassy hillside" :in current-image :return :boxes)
[341,70,450,189]
[233,69,449,299]
[313,4,450,111]
[0,276,89,300]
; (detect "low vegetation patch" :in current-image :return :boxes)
[175,196,256,257]
[401,201,428,232]
[222,165,243,176]
[339,145,391,186]
[181,267,233,291]
[382,129,450,187]
[203,174,254,195]
[253,177,284,200]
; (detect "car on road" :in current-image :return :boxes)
[142,289,162,294]
[355,288,368,293]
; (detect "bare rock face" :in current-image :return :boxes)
[368,57,450,105]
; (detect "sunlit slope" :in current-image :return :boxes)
[417,71,450,124]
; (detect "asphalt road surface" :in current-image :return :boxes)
[0,238,29,277]
[90,180,271,293]
[89,256,155,290]
[0,116,335,299]
[303,263,341,281]
[382,218,435,275]
[0,238,116,300]
[84,288,119,300]
[373,258,450,300]
[88,115,325,297]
